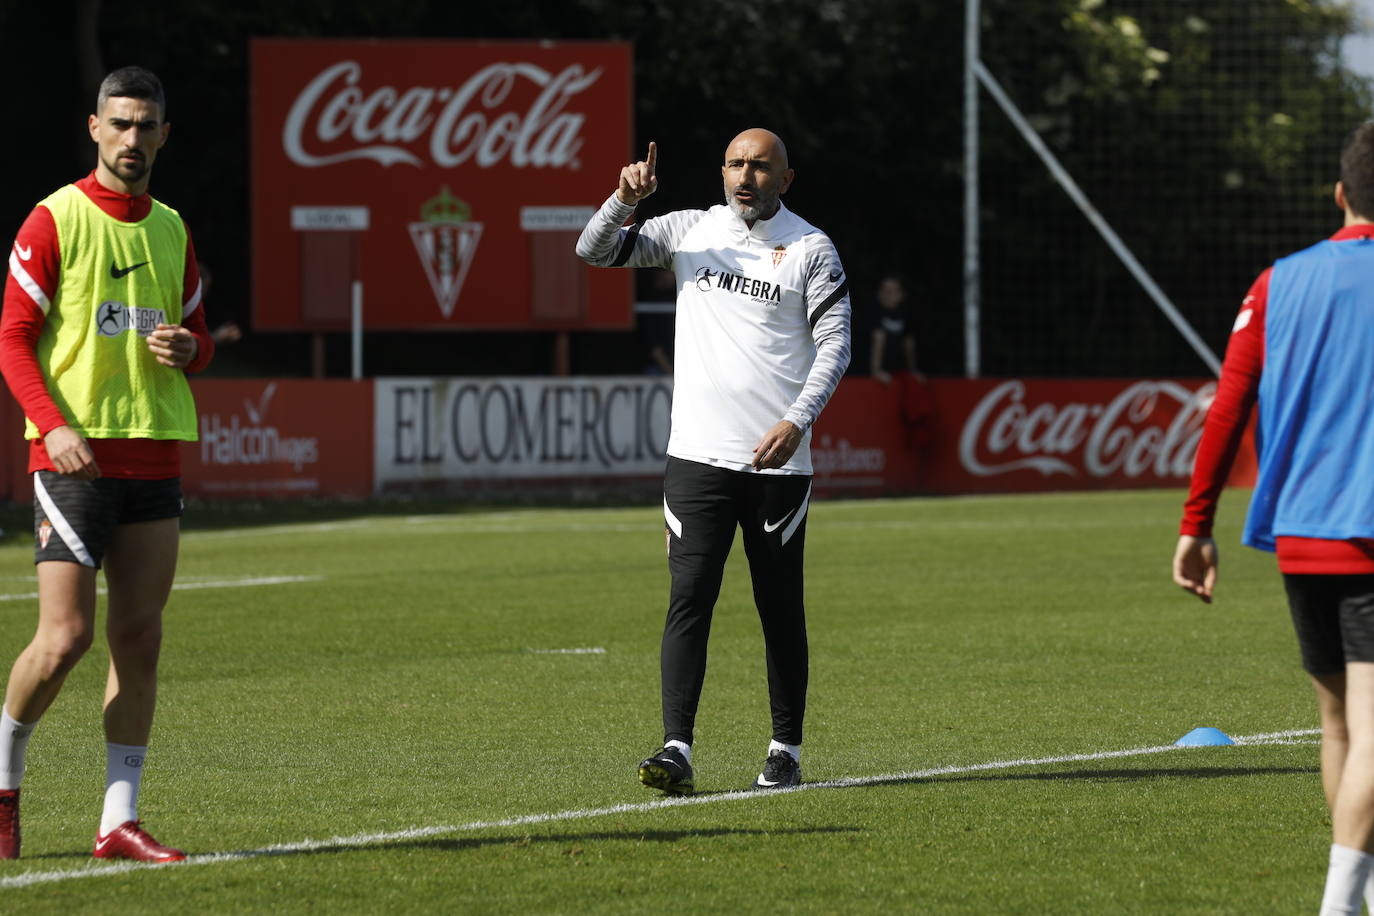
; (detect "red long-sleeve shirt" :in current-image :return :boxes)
[1181,224,1374,573]
[1,172,214,478]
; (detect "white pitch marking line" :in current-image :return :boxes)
[165,576,324,591]
[526,647,607,655]
[0,726,1321,890]
[0,575,323,603]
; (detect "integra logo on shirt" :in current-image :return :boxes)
[95,301,167,338]
[693,266,783,304]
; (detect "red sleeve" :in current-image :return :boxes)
[1180,268,1268,537]
[179,226,214,374]
[1,206,67,435]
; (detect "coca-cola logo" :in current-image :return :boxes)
[282,60,601,169]
[958,380,1214,479]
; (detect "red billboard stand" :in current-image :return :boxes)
[251,40,634,337]
[290,205,368,375]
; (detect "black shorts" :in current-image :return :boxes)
[1282,573,1374,675]
[33,471,183,569]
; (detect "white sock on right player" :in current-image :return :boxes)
[100,743,147,836]
[0,709,36,791]
[1320,843,1373,915]
[665,739,692,763]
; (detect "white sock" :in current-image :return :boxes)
[1320,844,1373,915]
[100,743,147,836]
[768,739,801,764]
[665,739,691,764]
[0,709,36,791]
[1364,869,1374,914]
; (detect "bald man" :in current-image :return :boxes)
[577,129,852,794]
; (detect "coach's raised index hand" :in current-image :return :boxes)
[616,142,658,206]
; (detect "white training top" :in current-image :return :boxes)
[577,194,852,475]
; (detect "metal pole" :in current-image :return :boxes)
[351,280,363,381]
[975,61,1222,376]
[963,0,981,378]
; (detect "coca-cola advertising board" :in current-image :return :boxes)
[811,377,1255,496]
[925,378,1257,492]
[251,40,633,332]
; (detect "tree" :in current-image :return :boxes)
[977,0,1369,375]
[2,0,1366,377]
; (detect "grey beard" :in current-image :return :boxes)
[725,189,778,222]
[727,197,763,221]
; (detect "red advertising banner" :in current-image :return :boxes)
[182,379,373,499]
[251,40,633,332]
[809,378,923,495]
[0,376,1253,504]
[812,377,1256,496]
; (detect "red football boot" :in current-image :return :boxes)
[0,789,18,859]
[92,821,185,863]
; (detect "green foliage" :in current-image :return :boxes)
[2,0,1369,377]
[979,0,1371,375]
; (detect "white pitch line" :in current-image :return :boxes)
[0,726,1320,891]
[0,575,323,603]
[526,647,607,655]
[165,576,324,591]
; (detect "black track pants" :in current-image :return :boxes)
[660,456,812,746]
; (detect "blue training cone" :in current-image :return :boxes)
[1175,726,1235,747]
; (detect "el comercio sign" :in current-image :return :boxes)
[250,40,633,332]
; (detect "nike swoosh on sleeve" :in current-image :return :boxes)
[8,251,51,312]
[13,243,31,261]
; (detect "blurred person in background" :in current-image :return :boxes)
[869,273,921,384]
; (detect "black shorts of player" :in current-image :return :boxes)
[1282,573,1374,676]
[32,471,183,569]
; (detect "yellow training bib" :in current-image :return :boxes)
[26,184,198,441]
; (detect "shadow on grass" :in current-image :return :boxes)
[395,824,861,855]
[214,824,860,863]
[14,825,860,867]
[6,767,1313,866]
[867,764,1317,790]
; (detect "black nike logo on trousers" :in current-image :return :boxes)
[110,261,149,279]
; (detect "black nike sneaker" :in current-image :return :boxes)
[750,749,801,790]
[638,746,695,795]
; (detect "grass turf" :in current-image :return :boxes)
[0,489,1331,912]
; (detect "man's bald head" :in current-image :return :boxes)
[724,128,789,170]
[722,128,794,224]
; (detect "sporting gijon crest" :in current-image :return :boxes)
[408,186,484,319]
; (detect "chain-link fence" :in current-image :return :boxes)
[972,0,1371,378]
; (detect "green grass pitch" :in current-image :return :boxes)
[0,489,1333,912]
